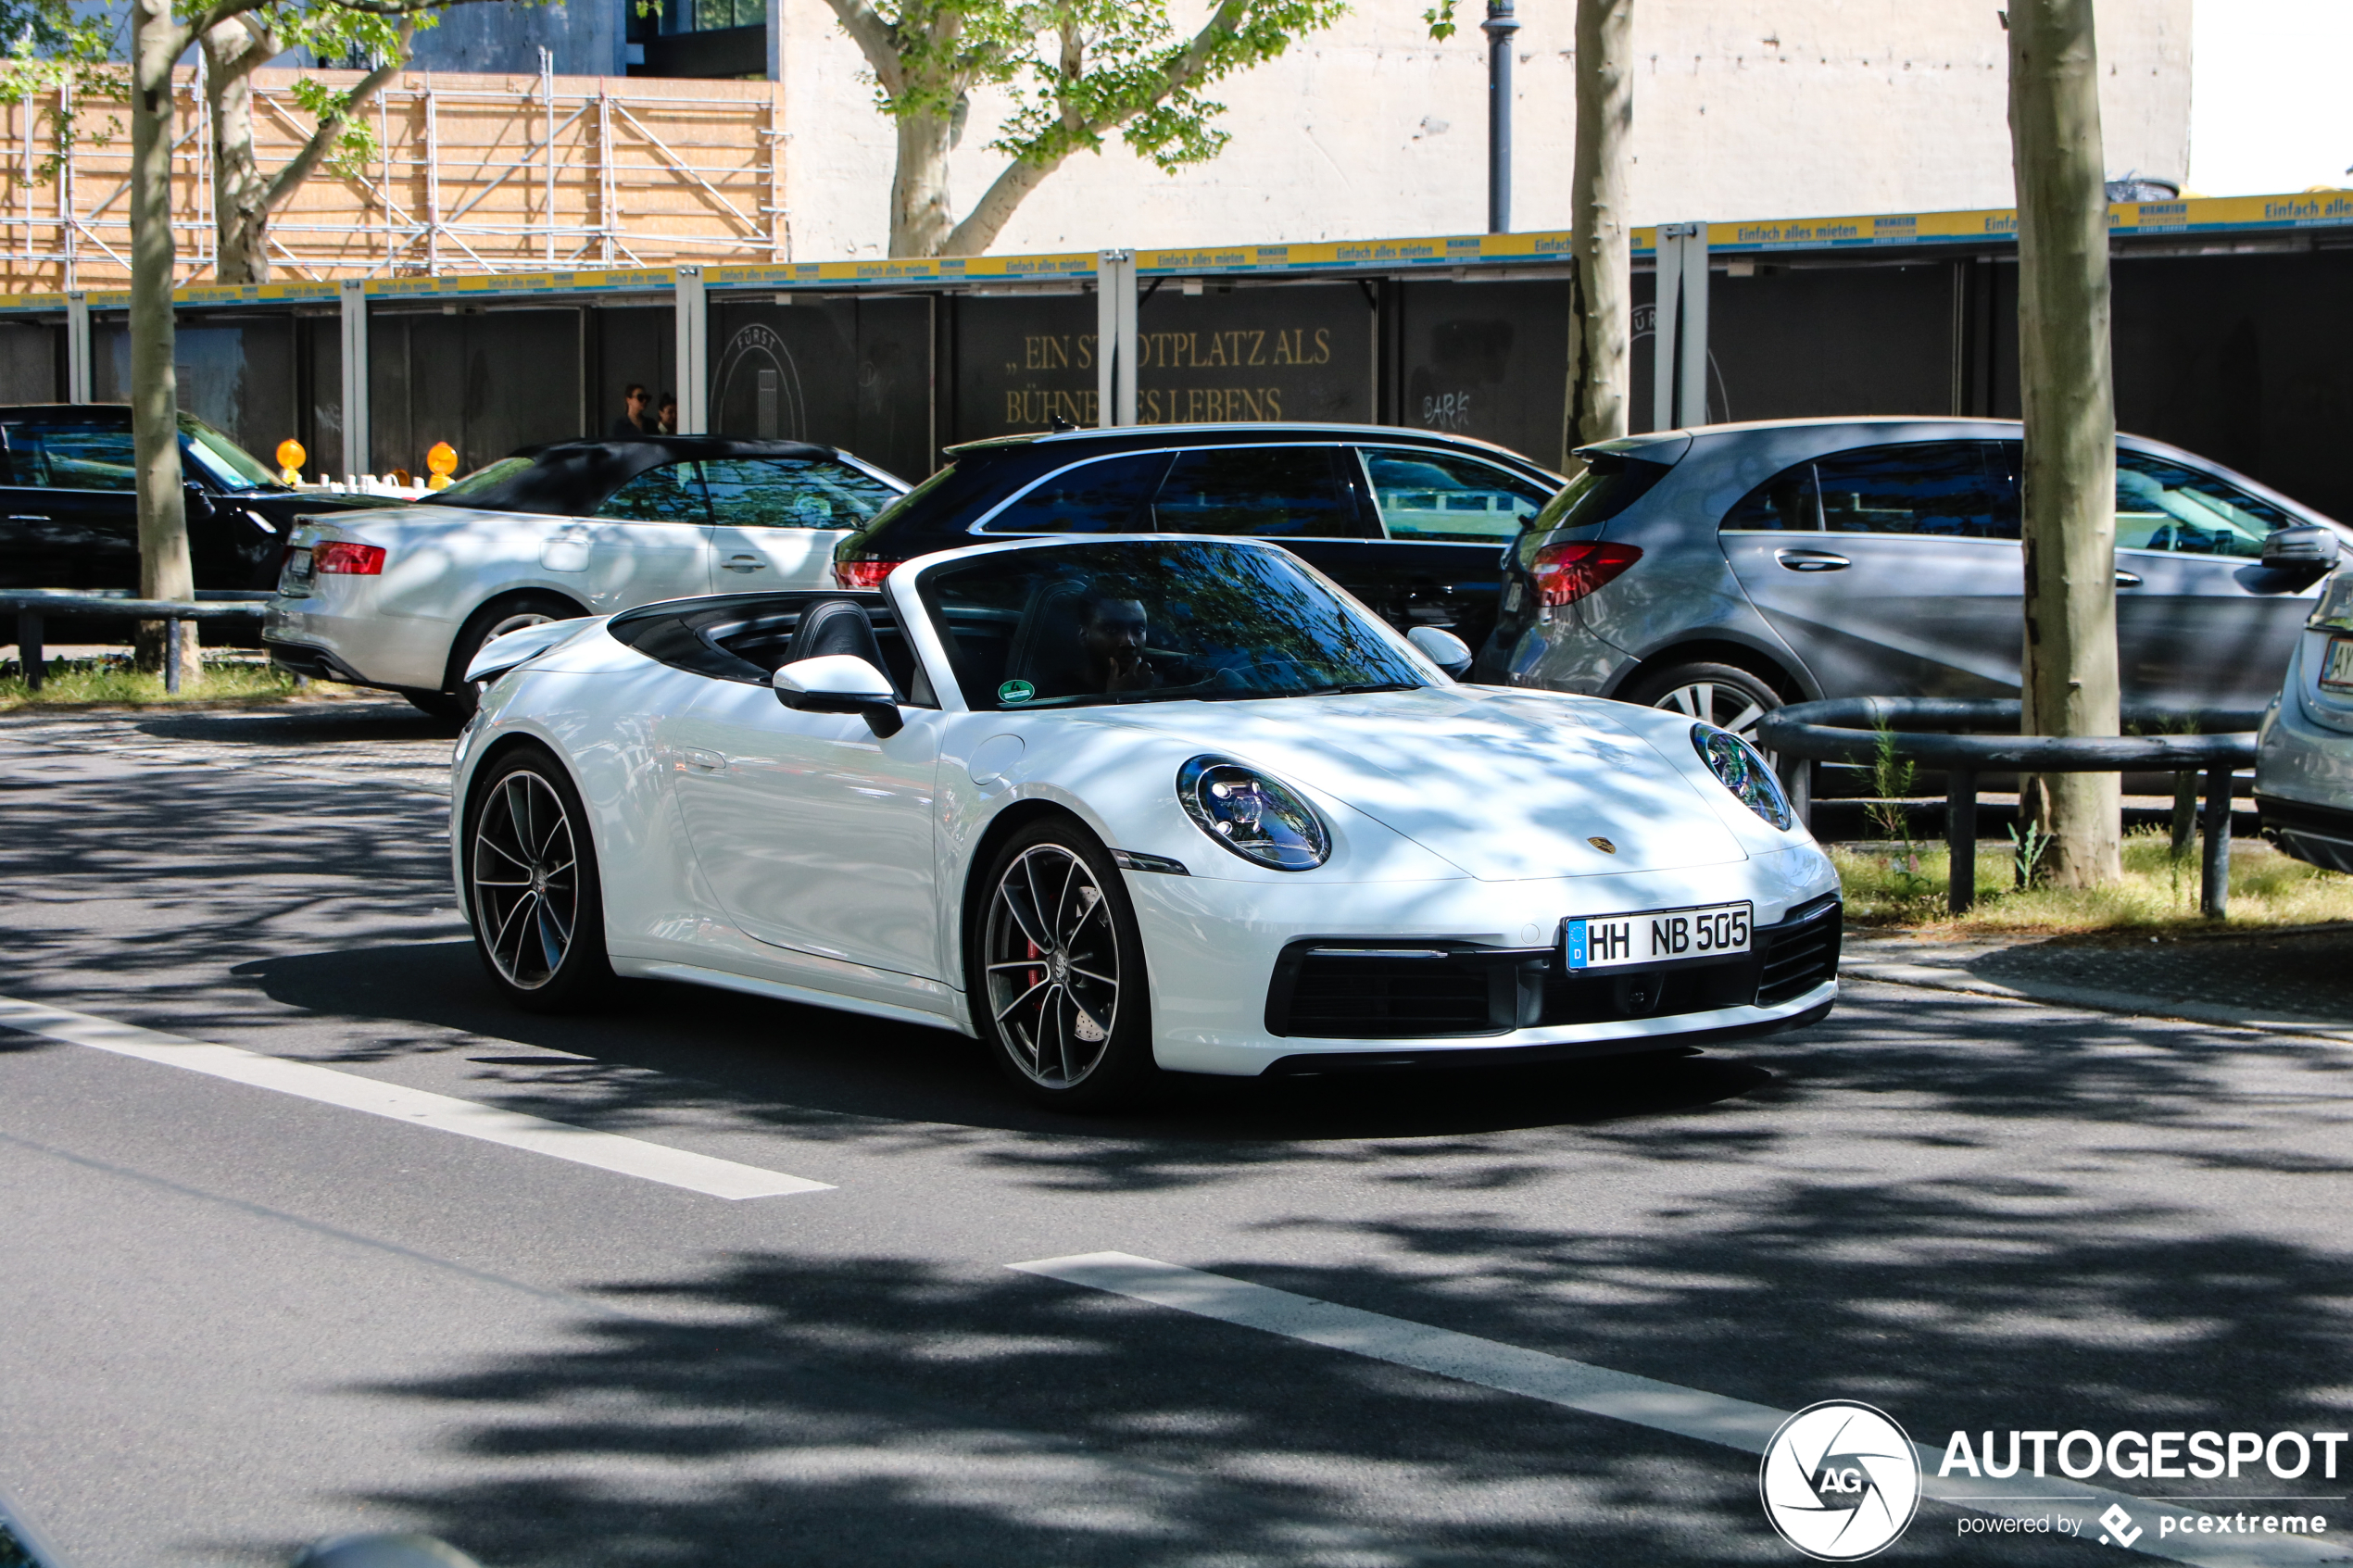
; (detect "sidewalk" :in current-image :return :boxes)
[1844,925,2353,1041]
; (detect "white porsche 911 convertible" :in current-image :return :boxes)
[452,534,1842,1108]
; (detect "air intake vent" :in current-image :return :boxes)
[1755,895,1842,1004]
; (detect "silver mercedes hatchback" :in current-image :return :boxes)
[1478,417,2351,737]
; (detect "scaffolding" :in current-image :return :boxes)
[0,62,787,290]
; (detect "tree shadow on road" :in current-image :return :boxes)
[342,1154,2353,1568]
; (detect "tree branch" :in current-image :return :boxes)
[260,13,413,211]
[821,0,909,99]
[947,0,1248,254]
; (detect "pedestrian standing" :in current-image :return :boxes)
[610,383,651,438]
[654,393,678,435]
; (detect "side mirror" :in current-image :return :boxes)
[1406,624,1474,680]
[774,654,903,737]
[2263,525,2341,580]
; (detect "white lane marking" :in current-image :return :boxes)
[1010,1253,2338,1568]
[0,996,830,1200]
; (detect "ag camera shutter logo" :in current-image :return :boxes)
[1759,1400,1922,1560]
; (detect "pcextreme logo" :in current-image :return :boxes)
[1759,1401,1923,1561]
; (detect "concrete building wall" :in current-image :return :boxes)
[780,0,2192,259]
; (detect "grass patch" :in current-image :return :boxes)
[1832,826,2353,934]
[0,656,301,710]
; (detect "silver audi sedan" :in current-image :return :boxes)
[1478,417,2351,736]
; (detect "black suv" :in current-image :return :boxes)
[0,404,396,616]
[832,423,1562,657]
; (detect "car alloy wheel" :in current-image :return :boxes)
[483,608,558,645]
[1654,677,1772,738]
[472,767,582,991]
[983,844,1123,1089]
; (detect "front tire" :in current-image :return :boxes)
[969,819,1160,1111]
[464,746,613,1012]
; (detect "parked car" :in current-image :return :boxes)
[452,533,1841,1109]
[829,422,1564,659]
[0,403,397,637]
[265,435,907,717]
[1482,417,2352,739]
[2256,550,2353,872]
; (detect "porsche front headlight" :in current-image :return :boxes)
[1692,724,1793,830]
[1177,756,1330,871]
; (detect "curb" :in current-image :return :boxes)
[1842,960,2353,1045]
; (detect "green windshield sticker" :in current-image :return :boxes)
[997,679,1036,705]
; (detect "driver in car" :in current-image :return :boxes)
[1080,595,1164,693]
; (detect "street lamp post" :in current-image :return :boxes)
[1483,0,1520,232]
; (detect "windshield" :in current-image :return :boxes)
[176,412,282,491]
[917,539,1428,711]
[435,456,535,501]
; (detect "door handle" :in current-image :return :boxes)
[6,514,47,521]
[2115,570,2144,587]
[721,555,767,573]
[679,747,725,772]
[1773,548,1850,572]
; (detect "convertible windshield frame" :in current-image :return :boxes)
[900,535,1435,714]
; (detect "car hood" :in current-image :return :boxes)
[1087,687,1751,880]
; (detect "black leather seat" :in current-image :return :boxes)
[786,598,893,692]
[1001,579,1094,698]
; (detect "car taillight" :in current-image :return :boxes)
[834,558,895,589]
[313,541,385,575]
[1529,541,1642,607]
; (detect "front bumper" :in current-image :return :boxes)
[1125,846,1842,1075]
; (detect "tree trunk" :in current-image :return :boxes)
[203,22,271,285]
[2009,0,2120,886]
[1563,0,1631,464]
[888,110,954,258]
[130,0,195,684]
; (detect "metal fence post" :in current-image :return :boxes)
[674,265,709,433]
[17,608,42,691]
[2200,763,2233,918]
[339,281,370,476]
[1652,228,1682,433]
[1095,249,1137,427]
[65,292,90,402]
[1652,223,1712,430]
[1677,224,1709,429]
[1482,0,1518,234]
[1945,768,1978,914]
[162,618,181,695]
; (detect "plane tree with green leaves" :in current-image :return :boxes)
[0,0,510,675]
[822,0,1349,259]
[199,6,427,285]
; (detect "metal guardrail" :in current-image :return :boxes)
[1756,697,2261,918]
[1,589,271,696]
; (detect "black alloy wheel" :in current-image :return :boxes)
[971,820,1160,1110]
[465,746,613,1011]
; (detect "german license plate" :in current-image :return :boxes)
[1563,901,1752,970]
[2322,634,2353,694]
